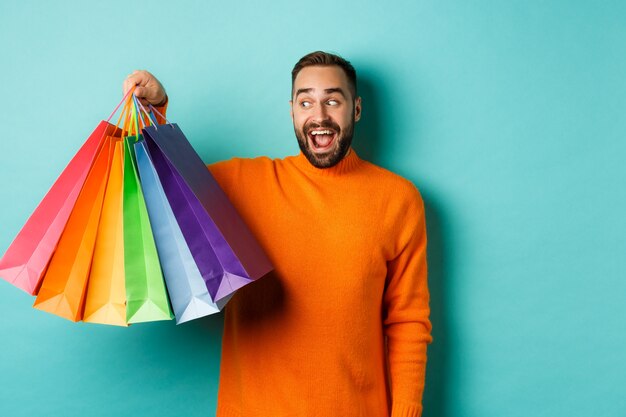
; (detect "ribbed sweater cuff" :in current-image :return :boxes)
[391,402,423,417]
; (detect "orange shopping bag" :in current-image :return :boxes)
[82,141,127,326]
[33,137,115,322]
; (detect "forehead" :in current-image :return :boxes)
[293,65,350,93]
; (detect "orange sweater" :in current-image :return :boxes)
[207,149,433,417]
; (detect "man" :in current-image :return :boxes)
[124,51,433,417]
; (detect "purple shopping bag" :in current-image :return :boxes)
[142,123,272,302]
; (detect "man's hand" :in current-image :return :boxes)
[123,70,167,108]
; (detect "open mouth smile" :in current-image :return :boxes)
[307,128,337,153]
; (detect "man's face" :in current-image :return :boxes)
[290,66,361,168]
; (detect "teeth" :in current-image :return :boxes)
[311,130,332,135]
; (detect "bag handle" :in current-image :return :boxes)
[109,86,166,137]
[107,86,135,123]
[134,95,158,127]
[132,95,151,131]
[104,85,138,139]
[149,104,170,126]
[131,96,170,128]
[120,94,137,137]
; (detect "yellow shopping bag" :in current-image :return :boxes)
[82,141,127,326]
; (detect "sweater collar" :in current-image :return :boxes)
[292,147,362,177]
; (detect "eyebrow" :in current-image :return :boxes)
[295,87,347,99]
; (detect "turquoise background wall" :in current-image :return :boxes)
[1,1,624,416]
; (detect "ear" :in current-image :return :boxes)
[354,96,362,122]
[289,99,294,119]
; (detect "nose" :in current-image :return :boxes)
[312,102,329,122]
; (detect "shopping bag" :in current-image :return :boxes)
[135,140,229,324]
[142,124,273,302]
[0,122,118,295]
[33,137,115,322]
[123,136,173,324]
[82,140,127,326]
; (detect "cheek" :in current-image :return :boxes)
[292,115,306,131]
[294,111,310,125]
[337,110,354,127]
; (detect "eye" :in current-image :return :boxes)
[326,99,339,106]
[300,100,312,108]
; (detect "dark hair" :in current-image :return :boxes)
[291,51,357,99]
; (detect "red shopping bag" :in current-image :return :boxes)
[0,122,118,295]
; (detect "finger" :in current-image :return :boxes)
[123,74,142,95]
[124,70,159,98]
[123,78,134,95]
[126,72,150,90]
[134,86,147,99]
[135,70,153,86]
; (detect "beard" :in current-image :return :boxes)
[294,117,355,169]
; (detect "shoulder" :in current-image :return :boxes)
[361,163,428,256]
[206,156,277,198]
[207,155,275,179]
[360,159,424,210]
[207,155,274,172]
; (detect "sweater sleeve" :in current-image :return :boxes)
[383,186,433,417]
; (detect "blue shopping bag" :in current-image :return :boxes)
[135,140,229,324]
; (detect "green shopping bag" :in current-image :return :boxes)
[123,135,173,323]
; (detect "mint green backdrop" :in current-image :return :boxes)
[0,1,624,416]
